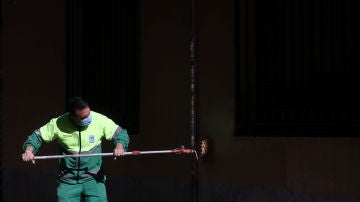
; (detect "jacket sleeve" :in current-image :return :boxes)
[100,113,130,151]
[112,128,130,151]
[22,130,43,154]
[22,118,58,154]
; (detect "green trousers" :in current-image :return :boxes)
[57,180,108,202]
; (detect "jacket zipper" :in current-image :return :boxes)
[76,129,82,183]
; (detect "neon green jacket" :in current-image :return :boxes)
[23,111,130,184]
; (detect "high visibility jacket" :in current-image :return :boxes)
[23,111,130,184]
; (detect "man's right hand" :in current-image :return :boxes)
[22,150,35,164]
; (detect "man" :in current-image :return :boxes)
[22,97,130,202]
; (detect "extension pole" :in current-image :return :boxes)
[34,147,198,160]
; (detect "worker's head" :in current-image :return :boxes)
[67,97,92,127]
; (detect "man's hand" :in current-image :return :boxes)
[22,148,35,164]
[113,143,125,160]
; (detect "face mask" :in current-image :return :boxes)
[80,114,92,126]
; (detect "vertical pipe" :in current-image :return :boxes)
[190,0,198,202]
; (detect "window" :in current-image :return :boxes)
[66,0,140,134]
[235,0,360,136]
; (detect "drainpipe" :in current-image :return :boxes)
[190,0,198,202]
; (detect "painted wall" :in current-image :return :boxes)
[2,0,65,171]
[2,0,360,201]
[2,0,65,201]
[196,0,360,201]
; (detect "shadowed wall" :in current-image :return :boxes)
[2,0,360,202]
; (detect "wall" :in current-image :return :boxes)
[2,0,360,201]
[196,0,360,201]
[2,0,65,200]
[2,0,66,169]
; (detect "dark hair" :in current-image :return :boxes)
[67,97,89,115]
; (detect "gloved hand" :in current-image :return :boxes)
[22,150,35,164]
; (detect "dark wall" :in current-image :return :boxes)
[103,0,192,181]
[2,0,65,171]
[196,0,360,201]
[2,0,360,202]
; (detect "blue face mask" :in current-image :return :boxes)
[80,114,92,126]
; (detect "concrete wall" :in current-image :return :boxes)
[2,0,360,201]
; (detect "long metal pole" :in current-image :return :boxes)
[34,148,197,160]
